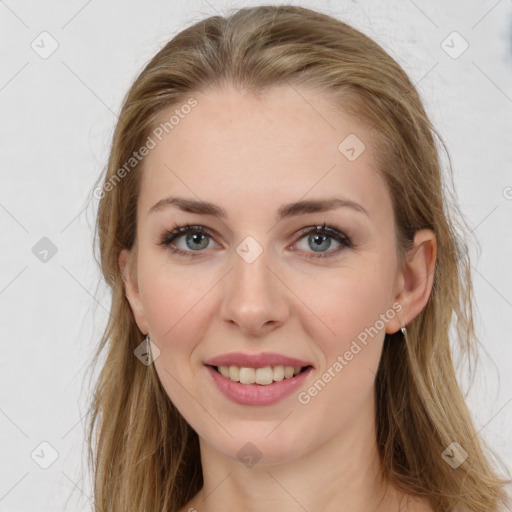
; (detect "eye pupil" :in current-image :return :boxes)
[187,233,209,250]
[309,233,331,252]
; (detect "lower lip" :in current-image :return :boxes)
[205,365,313,406]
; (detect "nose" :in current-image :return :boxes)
[219,245,290,336]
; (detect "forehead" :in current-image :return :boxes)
[137,84,390,221]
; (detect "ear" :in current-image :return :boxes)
[119,248,150,335]
[385,229,437,334]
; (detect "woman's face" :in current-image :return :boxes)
[120,84,407,465]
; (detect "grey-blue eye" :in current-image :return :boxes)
[158,224,215,255]
[158,222,352,259]
[293,223,352,258]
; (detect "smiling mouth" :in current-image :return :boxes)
[209,364,313,385]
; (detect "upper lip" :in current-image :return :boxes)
[204,351,314,369]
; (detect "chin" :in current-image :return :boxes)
[206,428,312,467]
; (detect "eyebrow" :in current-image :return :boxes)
[148,195,369,220]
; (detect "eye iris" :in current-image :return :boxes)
[186,232,209,250]
[309,233,331,252]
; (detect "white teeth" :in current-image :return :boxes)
[218,366,230,378]
[228,365,240,382]
[239,367,256,384]
[217,364,306,385]
[273,365,284,381]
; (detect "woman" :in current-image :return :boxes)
[88,5,511,511]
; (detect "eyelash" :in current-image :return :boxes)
[157,222,353,259]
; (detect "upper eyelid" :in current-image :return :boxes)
[162,223,351,250]
[165,223,348,239]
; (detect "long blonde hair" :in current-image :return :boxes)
[86,5,511,511]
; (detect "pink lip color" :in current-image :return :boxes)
[204,351,313,369]
[205,365,313,406]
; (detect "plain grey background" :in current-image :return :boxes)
[1,1,511,510]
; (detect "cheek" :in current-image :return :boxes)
[291,263,394,354]
[137,250,215,346]
[139,254,213,416]
[287,272,392,446]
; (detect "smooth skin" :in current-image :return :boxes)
[119,84,436,512]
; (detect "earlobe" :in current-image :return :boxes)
[386,229,437,334]
[118,248,149,335]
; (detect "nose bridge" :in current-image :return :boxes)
[219,237,288,333]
